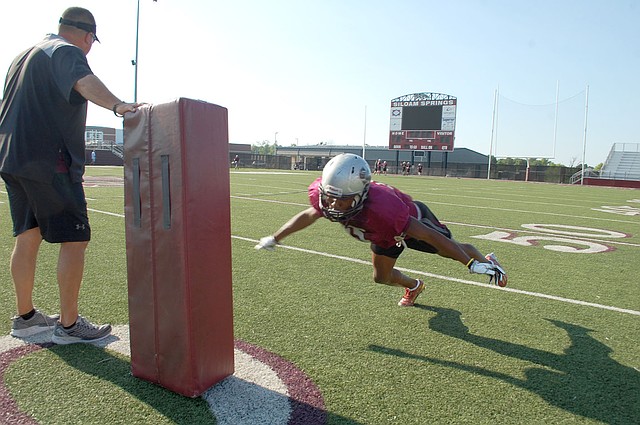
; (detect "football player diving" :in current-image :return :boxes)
[255,153,507,307]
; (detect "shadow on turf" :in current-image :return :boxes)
[48,344,215,423]
[369,305,640,424]
[47,343,363,425]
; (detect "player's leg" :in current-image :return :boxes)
[371,252,415,288]
[371,249,425,307]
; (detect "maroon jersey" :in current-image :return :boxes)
[308,178,418,248]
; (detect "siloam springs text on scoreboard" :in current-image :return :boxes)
[389,98,457,151]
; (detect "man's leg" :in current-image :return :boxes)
[57,241,89,327]
[11,228,43,315]
[372,252,425,307]
[52,240,112,344]
[371,252,417,289]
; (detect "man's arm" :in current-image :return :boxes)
[404,217,471,265]
[255,207,321,250]
[273,207,321,242]
[73,74,139,115]
[404,217,504,280]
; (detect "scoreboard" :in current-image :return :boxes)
[389,93,457,151]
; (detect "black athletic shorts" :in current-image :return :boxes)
[371,201,452,259]
[1,172,91,243]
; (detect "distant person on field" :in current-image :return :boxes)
[90,150,96,165]
[0,7,141,344]
[256,154,507,307]
[233,154,240,169]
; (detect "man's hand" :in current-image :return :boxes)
[113,101,143,117]
[255,236,278,251]
[469,260,506,285]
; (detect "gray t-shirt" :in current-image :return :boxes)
[0,34,93,183]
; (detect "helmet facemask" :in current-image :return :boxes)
[319,184,369,222]
[318,154,372,223]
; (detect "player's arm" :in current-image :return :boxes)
[405,217,505,279]
[273,207,321,241]
[255,207,321,250]
[73,74,140,115]
[404,217,471,264]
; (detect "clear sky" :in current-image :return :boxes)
[2,0,638,166]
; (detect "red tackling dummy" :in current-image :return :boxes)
[123,98,234,397]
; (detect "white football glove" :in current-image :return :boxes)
[469,260,506,285]
[255,235,278,251]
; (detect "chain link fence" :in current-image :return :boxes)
[230,153,582,184]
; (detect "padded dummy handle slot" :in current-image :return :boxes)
[132,158,141,228]
[161,155,171,229]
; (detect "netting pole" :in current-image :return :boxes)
[553,81,559,159]
[581,85,590,185]
[362,105,367,159]
[488,88,498,179]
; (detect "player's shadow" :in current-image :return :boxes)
[369,306,640,424]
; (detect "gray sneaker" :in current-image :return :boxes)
[51,316,112,345]
[11,310,60,338]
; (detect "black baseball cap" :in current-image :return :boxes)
[59,17,100,43]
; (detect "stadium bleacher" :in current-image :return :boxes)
[600,143,640,181]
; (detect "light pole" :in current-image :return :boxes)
[274,132,278,156]
[133,0,157,102]
[133,0,140,102]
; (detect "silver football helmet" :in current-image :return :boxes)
[319,154,371,222]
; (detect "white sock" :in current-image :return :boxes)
[409,280,421,291]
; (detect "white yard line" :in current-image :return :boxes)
[232,195,638,225]
[425,200,638,224]
[87,208,125,218]
[237,236,640,317]
[85,206,640,317]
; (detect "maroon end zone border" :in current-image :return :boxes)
[0,340,326,425]
[234,340,326,425]
[0,344,46,425]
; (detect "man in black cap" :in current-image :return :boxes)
[0,7,140,344]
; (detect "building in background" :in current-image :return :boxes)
[85,126,124,166]
[276,145,487,177]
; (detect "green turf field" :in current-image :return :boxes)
[1,166,639,424]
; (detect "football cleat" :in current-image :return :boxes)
[398,280,425,307]
[485,253,507,287]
